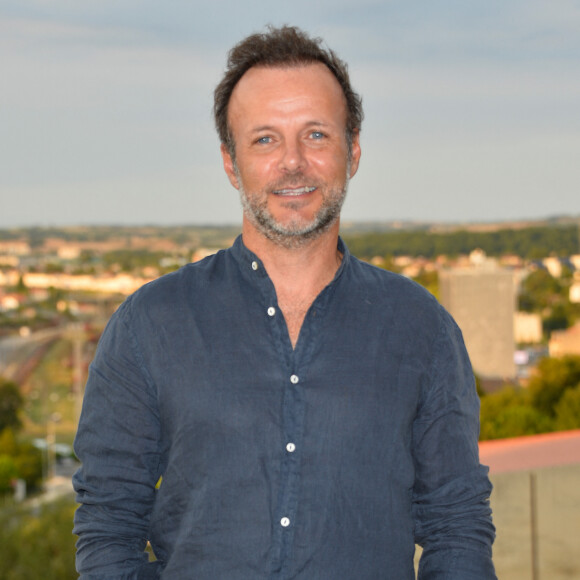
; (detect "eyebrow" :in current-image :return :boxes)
[249,125,276,134]
[249,121,332,134]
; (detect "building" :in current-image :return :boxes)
[543,256,563,278]
[479,430,580,579]
[549,322,580,357]
[570,272,580,304]
[439,261,516,380]
[514,311,543,344]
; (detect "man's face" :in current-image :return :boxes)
[221,63,361,248]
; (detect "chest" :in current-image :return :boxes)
[148,293,427,461]
[276,285,326,347]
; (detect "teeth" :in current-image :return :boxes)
[274,187,316,195]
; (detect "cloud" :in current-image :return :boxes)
[0,17,220,104]
[1,1,579,226]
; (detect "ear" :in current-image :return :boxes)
[348,129,361,178]
[220,144,240,190]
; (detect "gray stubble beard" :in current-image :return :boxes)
[235,164,350,250]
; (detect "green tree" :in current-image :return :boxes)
[0,496,77,579]
[518,268,561,313]
[0,429,43,493]
[13,439,43,490]
[554,384,580,430]
[0,454,18,493]
[16,274,27,294]
[479,387,552,440]
[528,355,580,417]
[412,269,439,299]
[343,224,579,261]
[0,378,23,432]
[543,301,571,335]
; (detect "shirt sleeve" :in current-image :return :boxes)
[411,307,497,580]
[73,298,163,579]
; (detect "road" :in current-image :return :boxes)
[0,327,62,382]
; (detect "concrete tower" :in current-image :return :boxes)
[439,258,516,381]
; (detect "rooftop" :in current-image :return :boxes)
[479,429,580,474]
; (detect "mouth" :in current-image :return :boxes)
[272,186,317,197]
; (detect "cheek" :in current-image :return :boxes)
[241,159,278,187]
[312,146,347,169]
[314,155,349,182]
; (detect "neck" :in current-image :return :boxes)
[242,219,342,347]
[242,219,342,291]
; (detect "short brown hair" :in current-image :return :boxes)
[214,25,363,156]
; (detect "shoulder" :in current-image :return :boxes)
[348,255,440,310]
[342,254,458,344]
[116,248,230,323]
[139,249,227,296]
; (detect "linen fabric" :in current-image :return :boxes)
[73,236,496,579]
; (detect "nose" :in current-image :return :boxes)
[278,137,306,173]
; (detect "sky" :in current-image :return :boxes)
[1,0,579,228]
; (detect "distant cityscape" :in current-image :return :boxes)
[1,218,579,386]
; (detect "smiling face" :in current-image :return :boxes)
[221,63,361,248]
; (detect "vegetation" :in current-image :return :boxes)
[0,378,23,433]
[21,338,79,441]
[2,222,577,262]
[102,249,175,272]
[0,428,43,494]
[0,224,241,250]
[343,224,579,260]
[0,378,43,495]
[0,348,77,575]
[528,356,580,418]
[479,355,580,440]
[0,496,77,579]
[518,266,580,337]
[0,335,80,498]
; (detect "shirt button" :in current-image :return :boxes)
[267,306,276,317]
[286,442,296,453]
[280,517,290,527]
[290,374,299,384]
[251,261,259,271]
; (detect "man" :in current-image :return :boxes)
[73,26,496,579]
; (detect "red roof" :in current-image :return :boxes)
[479,429,580,474]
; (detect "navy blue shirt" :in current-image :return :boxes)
[73,236,496,579]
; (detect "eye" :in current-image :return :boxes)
[256,136,272,144]
[310,131,325,140]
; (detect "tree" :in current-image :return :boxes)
[554,385,580,430]
[16,274,27,294]
[0,428,43,494]
[528,355,580,417]
[543,302,571,335]
[0,378,23,432]
[518,268,561,313]
[479,387,552,440]
[0,454,18,493]
[0,496,77,579]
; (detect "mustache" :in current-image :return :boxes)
[267,172,317,190]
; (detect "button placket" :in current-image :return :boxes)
[257,265,316,571]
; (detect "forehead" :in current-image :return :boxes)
[228,63,347,127]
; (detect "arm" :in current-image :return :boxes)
[73,299,163,579]
[412,308,497,579]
